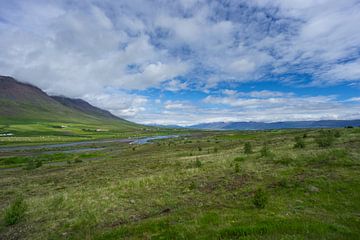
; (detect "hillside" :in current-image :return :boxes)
[51,96,120,120]
[0,76,132,124]
[0,76,143,140]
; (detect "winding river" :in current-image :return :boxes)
[0,135,179,152]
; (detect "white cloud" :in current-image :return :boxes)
[1,0,360,124]
[83,92,148,117]
[346,97,360,102]
[205,95,331,108]
[222,89,237,96]
[221,90,294,98]
[316,60,360,85]
[164,100,194,110]
[228,59,256,74]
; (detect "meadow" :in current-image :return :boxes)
[0,127,360,239]
[0,120,187,147]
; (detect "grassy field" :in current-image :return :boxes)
[0,127,360,239]
[0,120,190,147]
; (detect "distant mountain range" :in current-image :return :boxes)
[187,120,360,130]
[2,75,359,131]
[0,75,138,129]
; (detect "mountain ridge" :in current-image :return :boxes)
[0,75,135,127]
[188,120,360,130]
[51,96,120,121]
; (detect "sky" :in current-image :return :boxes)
[0,0,360,125]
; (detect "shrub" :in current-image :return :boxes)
[294,136,305,149]
[303,133,307,138]
[24,158,42,170]
[278,178,289,188]
[35,159,42,168]
[214,147,218,153]
[315,130,335,147]
[189,181,197,190]
[260,143,271,157]
[4,195,27,225]
[244,142,252,154]
[253,188,268,209]
[198,146,202,151]
[334,130,341,138]
[235,163,240,173]
[195,158,202,168]
[234,157,245,162]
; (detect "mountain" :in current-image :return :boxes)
[0,75,137,128]
[189,120,360,130]
[51,96,119,120]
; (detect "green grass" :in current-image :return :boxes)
[0,119,193,147]
[0,127,359,239]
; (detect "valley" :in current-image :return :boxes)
[1,127,360,239]
[1,76,360,239]
[2,1,360,239]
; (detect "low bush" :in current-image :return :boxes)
[334,130,341,138]
[4,195,27,225]
[294,136,305,149]
[315,130,335,147]
[253,188,268,209]
[24,159,42,170]
[234,156,245,162]
[260,143,271,157]
[235,163,240,173]
[244,142,252,154]
[189,181,197,190]
[195,158,202,168]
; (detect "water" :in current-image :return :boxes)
[0,135,179,152]
[130,135,179,144]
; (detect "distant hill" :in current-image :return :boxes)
[189,120,360,130]
[0,75,138,129]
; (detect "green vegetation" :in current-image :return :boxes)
[294,136,305,148]
[234,163,240,173]
[0,120,192,147]
[24,158,42,170]
[0,127,360,239]
[195,158,202,168]
[244,142,252,154]
[260,142,271,157]
[252,188,268,209]
[3,196,27,226]
[234,156,245,162]
[315,130,336,147]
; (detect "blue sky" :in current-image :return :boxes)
[0,0,360,125]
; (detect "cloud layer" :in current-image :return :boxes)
[0,0,360,124]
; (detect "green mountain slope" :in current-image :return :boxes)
[51,96,121,121]
[0,76,132,124]
[0,76,144,140]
